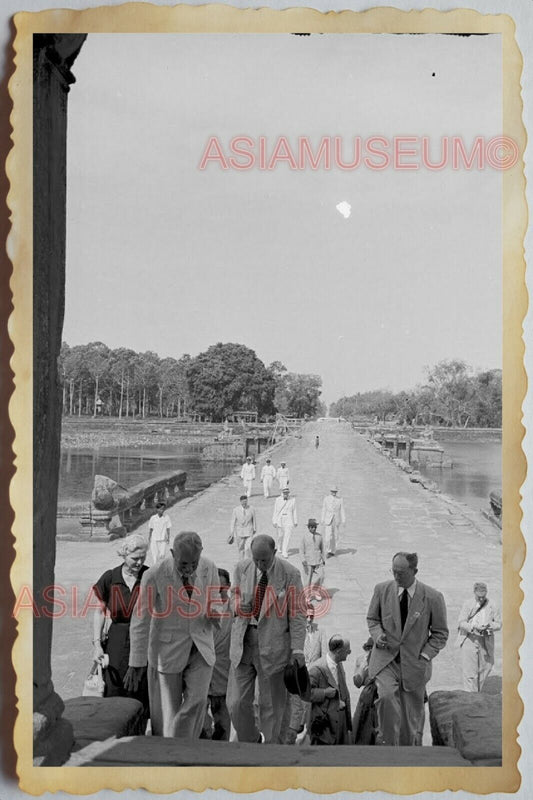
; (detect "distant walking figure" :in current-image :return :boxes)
[272,487,298,558]
[240,456,256,498]
[229,495,257,560]
[260,458,277,498]
[148,502,171,564]
[321,487,346,556]
[276,461,290,492]
[315,435,320,449]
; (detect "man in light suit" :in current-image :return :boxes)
[367,551,448,746]
[276,461,290,492]
[125,531,220,739]
[228,534,306,743]
[272,486,298,558]
[240,456,256,498]
[309,635,353,745]
[321,486,346,556]
[229,495,257,559]
[260,457,277,498]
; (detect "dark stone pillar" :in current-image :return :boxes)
[33,33,86,767]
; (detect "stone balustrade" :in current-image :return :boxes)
[79,471,187,537]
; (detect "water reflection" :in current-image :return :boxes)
[417,441,501,513]
[59,444,234,505]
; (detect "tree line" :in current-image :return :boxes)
[59,341,325,422]
[329,360,501,428]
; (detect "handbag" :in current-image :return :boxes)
[82,660,105,697]
[227,533,234,545]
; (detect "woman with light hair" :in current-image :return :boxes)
[92,533,150,723]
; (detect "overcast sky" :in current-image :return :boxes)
[65,33,502,403]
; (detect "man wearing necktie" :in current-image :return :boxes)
[228,534,306,743]
[125,531,220,739]
[308,635,353,745]
[366,551,449,746]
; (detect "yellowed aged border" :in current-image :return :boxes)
[7,3,527,795]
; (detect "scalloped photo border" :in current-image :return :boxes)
[6,3,527,795]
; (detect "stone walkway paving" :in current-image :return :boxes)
[52,420,502,743]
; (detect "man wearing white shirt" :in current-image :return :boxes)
[321,486,346,557]
[240,456,256,498]
[272,487,298,558]
[260,458,277,498]
[229,495,257,560]
[276,461,290,492]
[148,502,171,564]
[367,552,448,746]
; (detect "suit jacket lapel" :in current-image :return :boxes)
[401,583,425,639]
[390,582,401,632]
[319,662,337,689]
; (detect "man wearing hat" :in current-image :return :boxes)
[240,456,256,498]
[456,582,501,692]
[260,457,277,498]
[308,635,353,745]
[272,486,298,558]
[276,461,290,492]
[321,486,346,557]
[301,518,325,600]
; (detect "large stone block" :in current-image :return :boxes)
[429,690,502,765]
[63,696,145,751]
[452,698,502,765]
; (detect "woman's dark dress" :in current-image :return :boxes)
[93,564,149,717]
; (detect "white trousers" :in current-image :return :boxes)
[150,538,169,565]
[242,479,253,498]
[461,636,493,691]
[262,477,273,497]
[324,521,338,554]
[237,535,252,560]
[276,522,294,558]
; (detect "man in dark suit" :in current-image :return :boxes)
[308,635,353,745]
[367,551,448,746]
[228,534,306,743]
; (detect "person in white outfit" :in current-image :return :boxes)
[321,487,346,557]
[272,487,298,558]
[260,458,277,498]
[276,461,290,492]
[148,502,171,564]
[240,456,256,498]
[229,495,257,559]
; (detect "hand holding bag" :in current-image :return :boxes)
[82,660,105,697]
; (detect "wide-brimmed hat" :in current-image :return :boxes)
[330,486,338,493]
[283,660,311,701]
[307,518,318,528]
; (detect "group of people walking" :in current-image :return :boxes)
[90,443,501,750]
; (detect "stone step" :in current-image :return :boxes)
[66,735,472,767]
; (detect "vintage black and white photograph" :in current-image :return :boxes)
[14,6,525,792]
